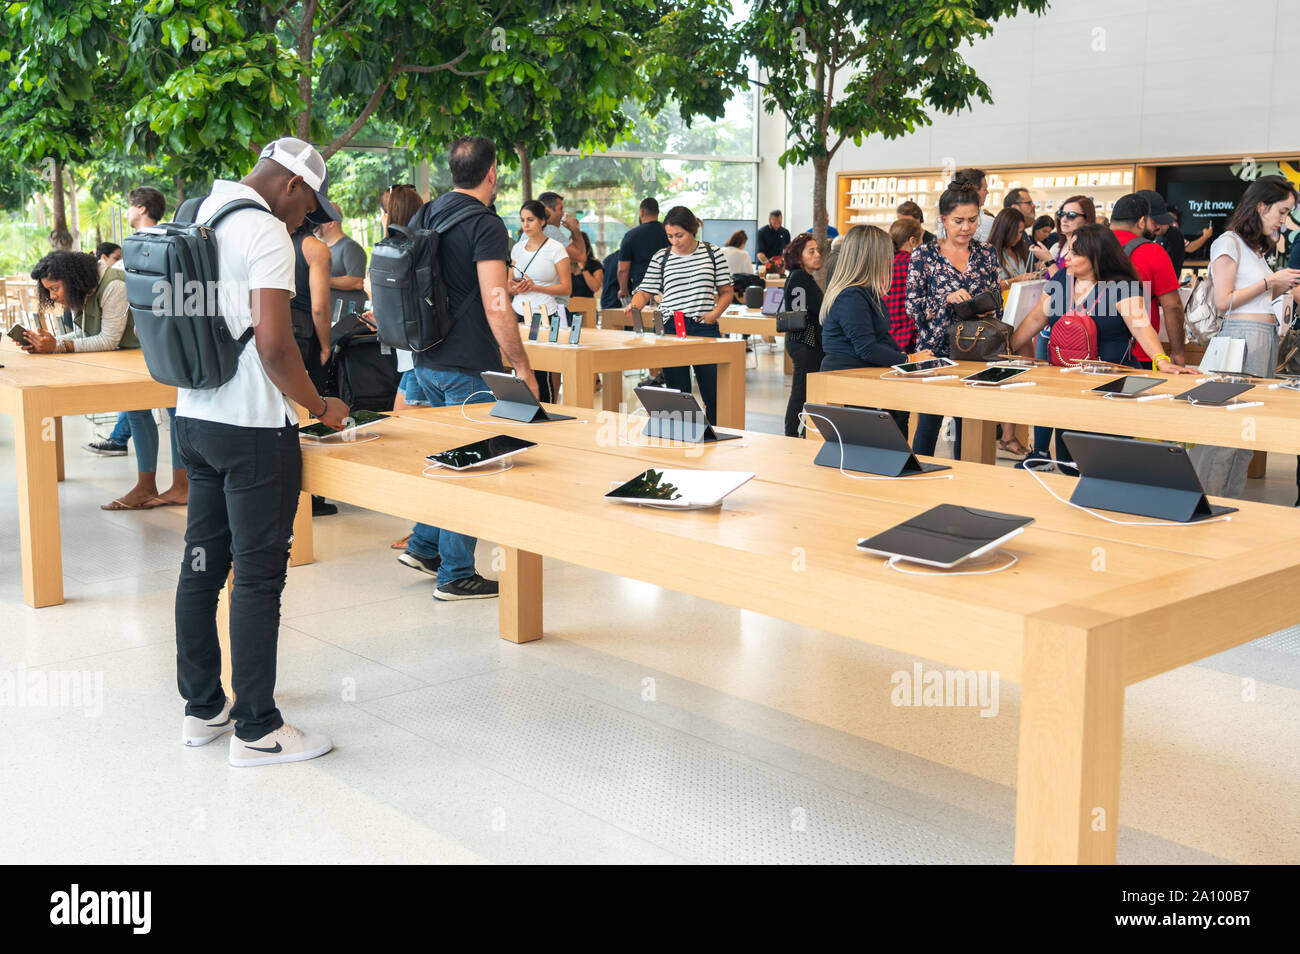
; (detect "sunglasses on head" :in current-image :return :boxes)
[387,183,414,192]
[1059,210,1085,220]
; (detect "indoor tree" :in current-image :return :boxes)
[686,0,1050,250]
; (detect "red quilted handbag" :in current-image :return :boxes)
[1048,309,1098,366]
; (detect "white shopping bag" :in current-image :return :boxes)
[1199,336,1245,373]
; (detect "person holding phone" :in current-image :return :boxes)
[820,225,931,437]
[906,182,1002,457]
[1011,225,1196,465]
[1194,176,1300,497]
[567,231,603,302]
[626,206,734,425]
[508,199,571,402]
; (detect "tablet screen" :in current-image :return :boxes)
[1090,376,1163,396]
[893,358,956,374]
[857,504,1034,567]
[605,469,754,507]
[962,365,1029,385]
[300,410,388,439]
[427,435,536,470]
[1174,381,1253,405]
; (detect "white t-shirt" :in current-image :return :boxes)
[721,246,753,275]
[175,179,297,428]
[1211,231,1273,315]
[510,236,570,317]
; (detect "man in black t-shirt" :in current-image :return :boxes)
[399,136,540,602]
[617,197,669,299]
[600,249,622,308]
[756,210,791,265]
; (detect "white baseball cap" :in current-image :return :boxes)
[258,137,340,224]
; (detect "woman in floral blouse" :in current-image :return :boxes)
[906,183,1002,457]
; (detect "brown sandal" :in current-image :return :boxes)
[997,438,1029,458]
[101,497,155,511]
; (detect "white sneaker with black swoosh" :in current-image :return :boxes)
[228,723,333,767]
[182,697,235,746]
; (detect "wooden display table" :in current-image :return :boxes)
[291,402,1300,864]
[516,326,747,428]
[0,342,176,606]
[807,360,1300,467]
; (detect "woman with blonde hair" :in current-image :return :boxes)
[819,225,928,435]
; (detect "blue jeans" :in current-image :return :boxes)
[400,369,430,406]
[913,413,962,459]
[109,411,131,445]
[405,368,488,585]
[126,407,178,474]
[661,318,721,425]
[1032,332,1051,454]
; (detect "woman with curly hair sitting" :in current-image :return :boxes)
[23,250,186,510]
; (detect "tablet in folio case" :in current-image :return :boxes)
[1173,381,1254,406]
[1060,432,1237,522]
[804,404,948,477]
[482,370,574,423]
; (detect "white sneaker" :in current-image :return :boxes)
[228,723,333,768]
[182,698,235,747]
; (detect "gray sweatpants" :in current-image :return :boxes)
[1192,318,1280,498]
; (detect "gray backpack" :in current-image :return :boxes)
[121,197,272,388]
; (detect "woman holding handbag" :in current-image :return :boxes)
[906,182,1002,457]
[1011,225,1194,464]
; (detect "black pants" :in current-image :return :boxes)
[662,317,721,425]
[174,417,301,741]
[914,413,962,459]
[292,308,330,393]
[784,336,825,437]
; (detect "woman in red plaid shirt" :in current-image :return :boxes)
[885,218,923,350]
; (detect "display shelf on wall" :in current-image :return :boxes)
[836,163,1137,233]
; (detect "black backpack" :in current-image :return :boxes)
[368,201,491,352]
[329,313,398,412]
[121,196,272,389]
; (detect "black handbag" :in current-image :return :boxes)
[773,310,806,334]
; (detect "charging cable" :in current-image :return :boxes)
[884,550,1019,577]
[1019,457,1231,527]
[798,410,953,482]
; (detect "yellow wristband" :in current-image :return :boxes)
[1152,352,1170,370]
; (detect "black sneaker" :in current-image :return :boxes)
[434,573,499,601]
[1014,449,1052,472]
[85,439,127,457]
[311,495,338,516]
[397,550,441,576]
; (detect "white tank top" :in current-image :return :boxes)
[1211,231,1273,315]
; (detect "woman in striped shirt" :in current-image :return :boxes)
[628,206,735,424]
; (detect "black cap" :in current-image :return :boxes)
[1136,189,1174,225]
[1112,193,1150,223]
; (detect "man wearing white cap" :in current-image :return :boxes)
[173,137,350,767]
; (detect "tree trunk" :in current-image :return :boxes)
[176,178,185,212]
[295,1,317,140]
[67,167,80,248]
[516,145,533,202]
[811,155,830,257]
[48,160,72,250]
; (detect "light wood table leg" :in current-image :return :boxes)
[715,355,746,429]
[601,372,623,413]
[960,418,997,464]
[567,352,595,411]
[54,416,64,482]
[499,546,543,643]
[1015,617,1124,864]
[15,392,63,607]
[289,490,314,566]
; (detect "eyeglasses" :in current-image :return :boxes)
[1059,211,1085,220]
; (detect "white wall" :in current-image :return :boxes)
[778,0,1298,229]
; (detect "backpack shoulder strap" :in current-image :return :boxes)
[175,195,205,225]
[203,198,271,229]
[429,202,492,235]
[1122,236,1152,255]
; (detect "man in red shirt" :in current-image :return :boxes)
[1111,192,1186,365]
